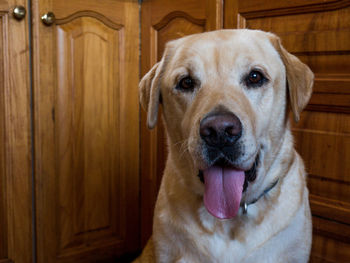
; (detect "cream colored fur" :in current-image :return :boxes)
[135,29,313,263]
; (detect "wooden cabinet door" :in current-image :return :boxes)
[0,0,33,262]
[32,1,140,262]
[225,0,350,262]
[140,0,223,247]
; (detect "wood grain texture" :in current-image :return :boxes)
[244,4,350,115]
[32,0,139,262]
[0,10,7,260]
[311,217,350,262]
[238,0,350,19]
[0,0,33,262]
[55,10,122,30]
[140,0,223,248]
[293,111,350,236]
[56,17,123,253]
[224,0,350,261]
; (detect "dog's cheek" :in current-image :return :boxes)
[188,138,207,170]
[249,86,275,137]
[181,109,207,169]
[260,82,287,145]
[162,94,187,137]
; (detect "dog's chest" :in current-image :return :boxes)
[180,216,252,262]
[199,233,248,262]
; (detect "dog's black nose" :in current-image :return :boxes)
[200,112,242,147]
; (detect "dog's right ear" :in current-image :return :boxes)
[139,60,164,129]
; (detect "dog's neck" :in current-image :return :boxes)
[241,178,279,214]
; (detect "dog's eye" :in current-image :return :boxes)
[177,76,195,91]
[245,70,267,87]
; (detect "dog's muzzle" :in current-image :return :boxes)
[197,110,259,219]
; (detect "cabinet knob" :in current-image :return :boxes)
[13,6,26,20]
[41,12,55,26]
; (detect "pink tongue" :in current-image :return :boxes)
[203,166,245,219]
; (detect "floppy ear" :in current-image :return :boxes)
[139,60,164,129]
[272,37,314,122]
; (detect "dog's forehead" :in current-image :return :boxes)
[167,30,282,78]
[176,30,272,52]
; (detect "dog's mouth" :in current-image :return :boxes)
[198,154,259,219]
[198,155,259,189]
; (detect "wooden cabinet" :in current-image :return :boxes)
[1,0,140,262]
[32,0,140,262]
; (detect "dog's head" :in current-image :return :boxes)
[140,30,313,219]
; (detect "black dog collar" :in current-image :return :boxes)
[241,179,279,214]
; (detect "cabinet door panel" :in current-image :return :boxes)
[224,0,350,262]
[33,1,139,262]
[0,0,32,262]
[56,17,123,253]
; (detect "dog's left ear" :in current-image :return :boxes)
[271,36,314,122]
[139,58,165,129]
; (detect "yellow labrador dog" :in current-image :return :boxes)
[136,29,313,263]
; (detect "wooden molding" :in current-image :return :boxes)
[313,215,350,244]
[305,104,350,114]
[313,73,350,95]
[310,194,350,225]
[304,73,350,113]
[57,238,124,260]
[239,0,350,19]
[55,10,123,30]
[293,50,350,56]
[153,11,206,30]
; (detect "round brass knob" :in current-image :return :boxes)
[41,12,55,26]
[13,6,26,20]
